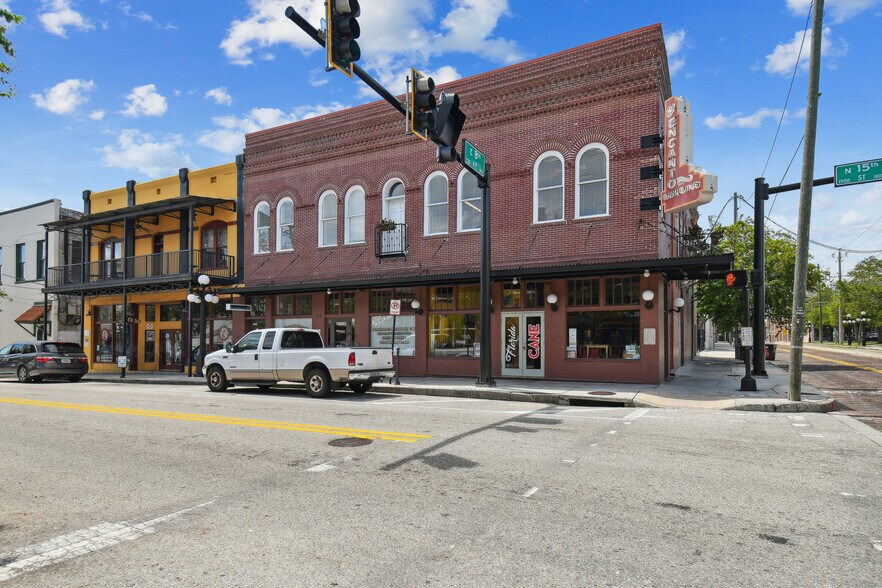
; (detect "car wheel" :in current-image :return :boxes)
[17,365,31,383]
[68,376,82,383]
[348,382,372,394]
[206,366,229,392]
[305,367,331,398]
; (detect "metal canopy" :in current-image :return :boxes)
[42,196,236,232]
[225,254,735,295]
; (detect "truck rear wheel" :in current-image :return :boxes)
[305,367,331,398]
[206,365,229,392]
[348,382,372,394]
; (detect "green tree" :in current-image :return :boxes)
[842,256,882,337]
[695,220,828,336]
[1,8,24,99]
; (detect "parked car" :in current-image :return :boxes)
[0,341,89,383]
[202,328,394,397]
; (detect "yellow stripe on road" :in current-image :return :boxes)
[0,397,430,443]
[802,352,882,376]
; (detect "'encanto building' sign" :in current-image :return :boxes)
[661,96,717,214]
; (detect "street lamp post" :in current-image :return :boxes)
[187,274,220,377]
[844,314,854,345]
[858,311,869,346]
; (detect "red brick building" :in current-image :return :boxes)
[233,24,731,384]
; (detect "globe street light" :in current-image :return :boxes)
[188,274,221,376]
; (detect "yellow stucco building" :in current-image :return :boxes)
[43,159,243,373]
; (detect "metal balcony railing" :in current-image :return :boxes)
[46,249,235,289]
[375,223,408,259]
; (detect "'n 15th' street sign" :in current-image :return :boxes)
[834,158,882,187]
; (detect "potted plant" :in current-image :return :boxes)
[377,218,397,232]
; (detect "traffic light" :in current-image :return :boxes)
[724,270,748,288]
[432,92,466,163]
[327,0,361,77]
[410,68,436,140]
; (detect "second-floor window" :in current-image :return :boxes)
[345,187,365,244]
[458,171,481,232]
[576,144,609,218]
[276,198,294,251]
[424,172,448,235]
[318,191,337,247]
[534,152,564,223]
[201,222,228,268]
[36,240,45,280]
[254,202,270,253]
[15,243,25,281]
[383,179,405,225]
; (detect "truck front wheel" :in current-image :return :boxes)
[206,365,229,392]
[305,367,331,398]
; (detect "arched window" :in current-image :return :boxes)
[345,186,365,244]
[254,201,270,254]
[533,152,564,223]
[457,170,481,232]
[276,197,294,251]
[382,179,405,225]
[201,221,228,268]
[318,191,337,247]
[576,144,609,218]
[424,172,448,235]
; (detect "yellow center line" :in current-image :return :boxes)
[802,352,882,376]
[0,397,430,443]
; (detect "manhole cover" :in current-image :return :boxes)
[329,437,373,447]
[589,391,615,396]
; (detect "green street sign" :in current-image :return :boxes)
[463,140,486,179]
[834,158,882,187]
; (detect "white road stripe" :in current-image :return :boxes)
[873,540,882,552]
[623,408,650,422]
[522,487,539,498]
[792,423,809,427]
[304,455,353,473]
[608,430,618,435]
[801,433,825,438]
[0,501,213,583]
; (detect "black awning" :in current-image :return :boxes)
[42,196,236,232]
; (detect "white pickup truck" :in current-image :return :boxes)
[202,328,395,397]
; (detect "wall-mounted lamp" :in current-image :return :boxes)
[643,269,650,278]
[546,293,559,312]
[641,289,655,309]
[411,299,423,315]
[327,288,332,295]
[512,277,519,286]
[669,297,685,313]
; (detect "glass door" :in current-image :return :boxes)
[501,312,545,377]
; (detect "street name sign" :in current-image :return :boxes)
[463,140,486,179]
[834,158,882,187]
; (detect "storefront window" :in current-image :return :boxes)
[160,303,182,322]
[248,297,266,317]
[371,315,416,355]
[566,310,640,359]
[568,278,600,306]
[145,305,156,322]
[93,304,136,364]
[276,294,293,316]
[429,314,479,357]
[371,290,392,314]
[457,285,480,310]
[327,291,356,315]
[502,282,522,309]
[430,286,454,310]
[605,276,639,305]
[295,294,312,316]
[524,282,545,308]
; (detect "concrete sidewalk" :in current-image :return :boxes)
[82,342,832,412]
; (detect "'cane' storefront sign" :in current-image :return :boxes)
[661,96,718,214]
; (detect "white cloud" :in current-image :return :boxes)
[205,87,233,106]
[664,30,688,76]
[38,0,94,37]
[786,0,882,24]
[119,2,177,29]
[840,210,868,226]
[89,110,105,121]
[31,78,95,115]
[99,129,192,176]
[858,182,882,203]
[121,84,168,117]
[765,27,848,75]
[197,103,347,155]
[704,107,803,130]
[220,0,323,66]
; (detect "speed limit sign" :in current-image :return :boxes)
[390,299,401,315]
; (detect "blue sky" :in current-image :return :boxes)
[1,0,880,277]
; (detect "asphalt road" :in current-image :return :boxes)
[1,381,881,587]
[773,345,882,431]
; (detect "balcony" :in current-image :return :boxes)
[375,223,408,260]
[46,249,236,291]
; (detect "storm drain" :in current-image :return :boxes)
[329,437,373,447]
[566,397,629,407]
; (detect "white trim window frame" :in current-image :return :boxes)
[382,178,406,225]
[318,191,338,247]
[533,151,565,224]
[276,197,295,251]
[457,170,482,232]
[254,201,271,254]
[345,186,366,244]
[575,143,610,219]
[424,171,449,236]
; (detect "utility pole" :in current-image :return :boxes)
[788,0,824,401]
[753,178,768,377]
[837,249,843,344]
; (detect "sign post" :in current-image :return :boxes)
[390,299,400,385]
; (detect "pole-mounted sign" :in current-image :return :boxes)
[462,140,486,180]
[834,158,882,188]
[661,97,717,214]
